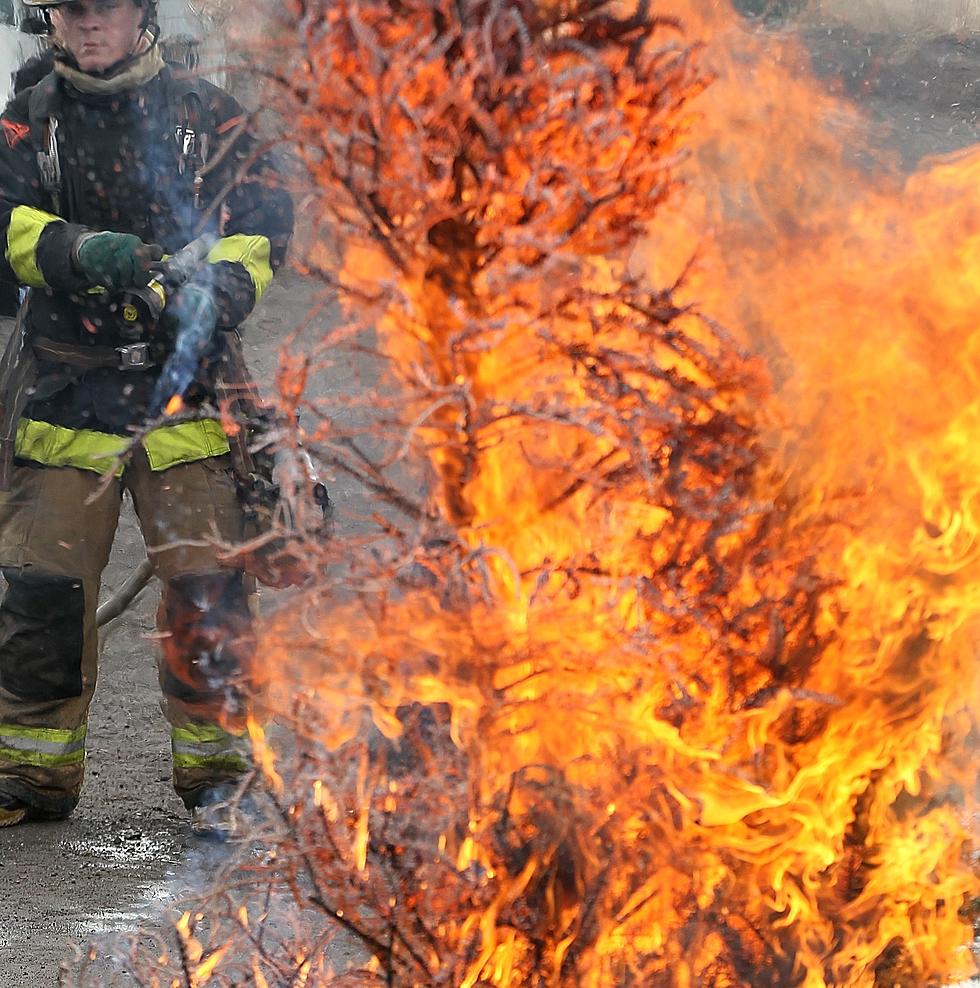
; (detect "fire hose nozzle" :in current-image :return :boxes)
[118,277,167,329]
[158,233,218,290]
[114,233,218,331]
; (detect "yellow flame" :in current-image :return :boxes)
[247,715,283,797]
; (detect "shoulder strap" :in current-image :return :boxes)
[163,70,214,208]
[26,73,63,214]
[26,71,61,136]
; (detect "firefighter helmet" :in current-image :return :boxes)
[21,0,159,37]
[22,0,158,20]
[22,0,157,6]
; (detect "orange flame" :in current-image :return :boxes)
[248,1,979,985]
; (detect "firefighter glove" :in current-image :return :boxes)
[72,231,165,290]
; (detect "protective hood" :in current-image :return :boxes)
[53,27,165,94]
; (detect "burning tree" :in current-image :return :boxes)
[68,0,978,985]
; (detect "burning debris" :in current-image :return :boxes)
[68,0,977,985]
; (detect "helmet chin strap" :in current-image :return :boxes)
[138,2,159,39]
[133,23,161,56]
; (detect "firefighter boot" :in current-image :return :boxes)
[187,780,260,842]
[0,777,75,826]
[0,791,26,828]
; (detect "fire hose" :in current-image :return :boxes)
[95,426,333,626]
[96,559,153,628]
[95,434,333,626]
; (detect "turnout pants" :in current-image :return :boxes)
[0,448,254,817]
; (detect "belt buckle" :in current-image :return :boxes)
[116,342,151,371]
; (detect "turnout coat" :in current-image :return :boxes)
[0,60,292,470]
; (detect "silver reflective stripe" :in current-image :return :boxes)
[1,734,85,755]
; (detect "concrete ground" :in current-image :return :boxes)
[0,14,977,988]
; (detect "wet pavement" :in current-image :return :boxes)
[0,821,184,981]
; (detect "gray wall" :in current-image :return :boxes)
[156,0,226,85]
[157,0,210,41]
[807,0,980,32]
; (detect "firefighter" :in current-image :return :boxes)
[0,0,293,832]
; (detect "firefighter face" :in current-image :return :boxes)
[49,0,145,73]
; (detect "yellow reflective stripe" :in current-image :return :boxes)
[6,205,64,287]
[0,723,87,767]
[0,747,85,767]
[0,723,86,743]
[15,418,128,474]
[14,418,229,473]
[172,724,241,745]
[173,753,249,771]
[143,419,230,471]
[171,723,249,771]
[206,234,273,302]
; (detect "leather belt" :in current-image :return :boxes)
[32,337,155,372]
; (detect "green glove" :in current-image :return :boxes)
[72,231,164,290]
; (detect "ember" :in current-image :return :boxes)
[68,0,977,985]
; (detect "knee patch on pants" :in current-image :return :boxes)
[0,569,85,702]
[160,570,254,708]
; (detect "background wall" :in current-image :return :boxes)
[156,0,210,38]
[807,0,980,33]
[155,0,226,85]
